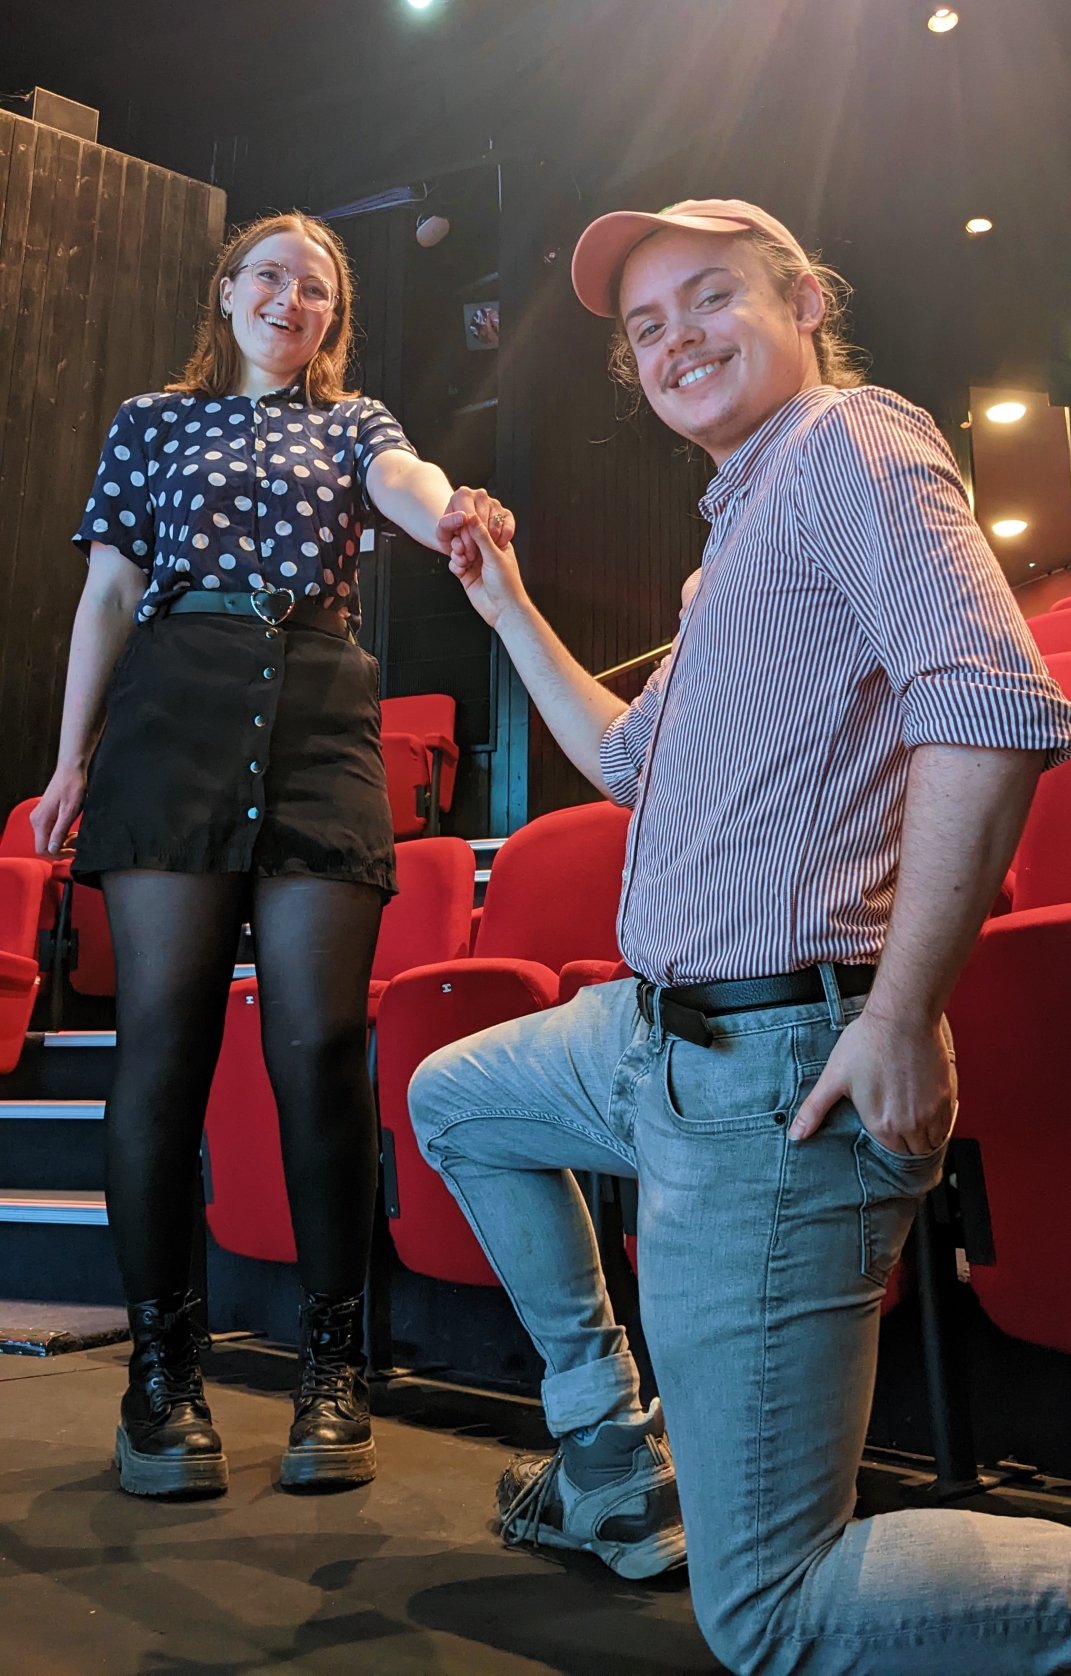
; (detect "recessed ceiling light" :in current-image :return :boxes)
[406,0,434,8]
[928,7,959,30]
[992,519,1028,538]
[966,217,993,236]
[985,402,1027,424]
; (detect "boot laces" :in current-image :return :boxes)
[141,1294,209,1411]
[500,1446,565,1548]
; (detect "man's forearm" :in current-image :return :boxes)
[866,743,1044,1028]
[495,597,627,795]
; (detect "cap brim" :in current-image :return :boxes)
[571,210,753,317]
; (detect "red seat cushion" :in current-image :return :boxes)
[381,732,432,839]
[0,858,51,1073]
[946,905,1071,1353]
[381,695,458,812]
[372,837,474,982]
[1027,612,1071,657]
[377,959,559,1285]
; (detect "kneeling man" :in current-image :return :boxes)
[418,198,1071,1676]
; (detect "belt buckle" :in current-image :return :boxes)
[251,585,295,625]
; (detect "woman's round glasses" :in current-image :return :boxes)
[233,261,337,312]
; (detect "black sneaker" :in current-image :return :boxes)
[497,1399,686,1578]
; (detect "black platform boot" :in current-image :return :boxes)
[114,1292,228,1498]
[280,1293,376,1490]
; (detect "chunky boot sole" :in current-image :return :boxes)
[279,1435,377,1490]
[114,1425,229,1498]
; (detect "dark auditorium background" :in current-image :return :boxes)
[4,0,1071,837]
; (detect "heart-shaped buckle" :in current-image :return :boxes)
[251,586,295,625]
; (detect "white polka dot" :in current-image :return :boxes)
[130,471,145,487]
[181,398,194,406]
[295,501,313,516]
[119,509,136,527]
[347,425,358,437]
[205,451,223,460]
[85,498,96,512]
[92,518,108,533]
[316,486,333,502]
[144,427,157,442]
[337,474,352,488]
[333,450,346,463]
[230,412,246,423]
[271,481,287,495]
[309,414,324,426]
[322,595,335,610]
[287,423,303,433]
[254,439,266,452]
[133,539,148,556]
[301,541,319,557]
[336,581,351,597]
[172,491,183,506]
[257,502,268,516]
[141,605,157,617]
[270,455,286,466]
[175,558,191,572]
[114,445,131,461]
[267,432,283,443]
[148,461,159,475]
[319,526,334,542]
[206,402,221,412]
[202,574,221,589]
[183,446,200,457]
[266,407,281,418]
[234,496,252,511]
[293,466,310,478]
[103,481,120,496]
[184,422,200,434]
[275,521,292,536]
[162,411,177,422]
[239,536,256,552]
[313,458,330,471]
[305,582,321,596]
[229,438,246,450]
[323,569,335,585]
[289,445,307,455]
[208,472,226,486]
[218,554,236,569]
[137,396,153,407]
[163,441,179,453]
[182,464,197,476]
[207,427,223,437]
[248,572,264,588]
[327,423,342,436]
[178,525,189,541]
[213,512,230,528]
[339,512,349,528]
[260,539,274,556]
[353,446,363,459]
[279,560,298,577]
[191,495,204,510]
[192,533,209,550]
[230,461,247,472]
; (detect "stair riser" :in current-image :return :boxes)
[0,1223,123,1306]
[0,1121,105,1192]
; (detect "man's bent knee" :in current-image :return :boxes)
[407,1041,470,1164]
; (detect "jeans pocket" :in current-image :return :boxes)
[662,1035,797,1135]
[854,1124,947,1285]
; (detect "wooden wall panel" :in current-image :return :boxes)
[0,111,225,824]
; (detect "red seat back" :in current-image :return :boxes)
[372,838,474,981]
[475,801,631,971]
[1049,596,1071,614]
[1028,611,1071,657]
[381,733,431,839]
[69,884,117,995]
[946,905,1071,1353]
[381,695,459,818]
[1043,649,1071,699]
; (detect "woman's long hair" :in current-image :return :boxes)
[168,212,357,403]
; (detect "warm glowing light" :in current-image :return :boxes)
[406,0,434,8]
[992,520,1028,538]
[927,7,959,30]
[986,402,1027,424]
[966,217,993,235]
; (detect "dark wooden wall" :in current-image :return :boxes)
[0,111,225,825]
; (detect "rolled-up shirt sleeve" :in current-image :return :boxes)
[798,388,1071,767]
[599,654,672,807]
[73,400,154,573]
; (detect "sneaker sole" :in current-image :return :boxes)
[505,1515,687,1579]
[114,1426,228,1499]
[279,1437,377,1490]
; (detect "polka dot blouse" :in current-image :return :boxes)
[73,384,418,625]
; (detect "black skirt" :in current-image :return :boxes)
[73,612,397,897]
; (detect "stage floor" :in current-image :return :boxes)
[4,1340,1071,1675]
[0,1338,720,1675]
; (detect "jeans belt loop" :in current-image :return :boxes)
[818,962,846,1033]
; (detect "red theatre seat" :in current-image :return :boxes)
[380,694,460,840]
[0,858,51,1072]
[1048,595,1071,614]
[1028,611,1071,658]
[202,837,477,1264]
[376,800,632,1286]
[0,798,116,999]
[946,904,1071,1354]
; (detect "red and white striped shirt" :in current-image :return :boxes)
[600,384,1071,985]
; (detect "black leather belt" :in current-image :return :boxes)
[636,964,876,1047]
[167,589,353,640]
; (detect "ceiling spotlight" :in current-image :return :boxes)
[966,217,993,236]
[928,8,959,31]
[416,214,450,248]
[986,402,1027,424]
[992,519,1028,538]
[406,0,434,8]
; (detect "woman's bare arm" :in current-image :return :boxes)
[30,544,147,856]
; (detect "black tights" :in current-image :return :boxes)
[102,871,383,1304]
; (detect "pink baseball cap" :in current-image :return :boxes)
[571,197,811,318]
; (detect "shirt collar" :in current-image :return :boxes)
[698,385,831,521]
[259,379,306,405]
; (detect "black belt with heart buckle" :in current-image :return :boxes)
[636,963,877,1047]
[166,589,352,640]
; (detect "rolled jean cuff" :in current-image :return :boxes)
[540,1351,641,1438]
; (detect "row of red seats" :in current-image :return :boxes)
[380,694,459,840]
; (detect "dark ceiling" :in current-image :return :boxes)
[6,0,1071,427]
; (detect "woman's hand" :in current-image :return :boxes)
[30,764,87,858]
[447,514,528,629]
[437,487,515,562]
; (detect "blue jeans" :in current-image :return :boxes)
[409,977,1071,1676]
